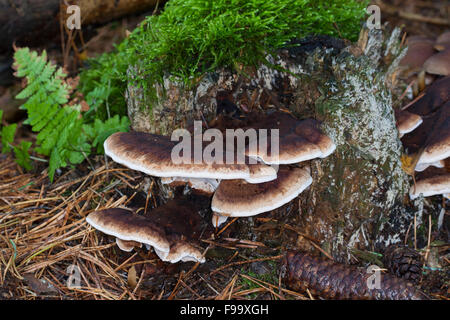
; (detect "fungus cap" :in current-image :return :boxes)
[212,166,312,217]
[211,212,229,228]
[86,208,170,255]
[404,76,450,116]
[436,32,450,46]
[415,160,445,172]
[244,113,335,165]
[155,241,205,264]
[409,168,450,200]
[400,40,435,71]
[104,132,276,183]
[115,238,142,252]
[416,104,450,165]
[395,110,423,137]
[87,198,208,264]
[435,31,450,51]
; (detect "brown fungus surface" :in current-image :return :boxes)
[115,238,142,252]
[242,111,335,164]
[417,114,450,166]
[399,39,436,73]
[104,131,276,183]
[401,100,449,165]
[423,48,450,76]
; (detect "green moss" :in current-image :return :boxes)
[79,0,368,118]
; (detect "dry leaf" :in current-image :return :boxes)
[127,266,137,289]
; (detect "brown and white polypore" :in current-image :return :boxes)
[416,102,449,166]
[401,97,449,172]
[414,160,445,172]
[143,198,206,263]
[409,167,450,200]
[86,198,207,263]
[399,38,435,75]
[211,212,230,228]
[155,241,205,264]
[86,208,170,255]
[243,112,336,164]
[423,48,450,76]
[395,110,423,138]
[160,177,219,195]
[104,131,277,184]
[212,166,312,219]
[115,238,142,252]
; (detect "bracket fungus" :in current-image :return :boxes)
[86,198,207,264]
[243,112,336,164]
[423,48,450,77]
[404,76,450,117]
[400,78,449,175]
[104,131,277,184]
[400,37,435,75]
[115,238,142,252]
[409,167,450,200]
[203,112,335,227]
[399,32,450,96]
[435,31,450,51]
[395,110,423,138]
[98,108,337,253]
[398,70,449,200]
[86,208,171,256]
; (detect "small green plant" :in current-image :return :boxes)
[6,48,130,181]
[0,111,33,170]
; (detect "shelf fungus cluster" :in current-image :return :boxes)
[395,75,450,200]
[399,31,450,98]
[86,111,336,263]
[211,111,335,227]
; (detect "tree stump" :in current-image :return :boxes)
[126,27,422,262]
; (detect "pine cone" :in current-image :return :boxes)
[383,245,423,284]
[282,251,428,300]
